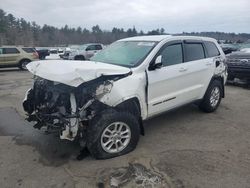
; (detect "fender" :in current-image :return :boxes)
[115,97,145,135]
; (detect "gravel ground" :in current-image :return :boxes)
[0,68,250,188]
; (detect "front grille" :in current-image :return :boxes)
[226,57,250,67]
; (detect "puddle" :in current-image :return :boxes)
[0,107,81,166]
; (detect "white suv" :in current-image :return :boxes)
[68,43,103,60]
[23,35,227,159]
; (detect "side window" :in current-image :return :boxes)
[0,48,3,54]
[185,43,205,61]
[95,45,102,50]
[22,48,35,53]
[204,41,220,57]
[86,45,95,51]
[4,48,20,54]
[160,43,183,66]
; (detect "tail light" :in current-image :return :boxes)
[33,52,39,59]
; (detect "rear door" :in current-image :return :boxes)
[183,40,215,99]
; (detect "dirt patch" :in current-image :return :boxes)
[155,149,250,188]
[97,163,169,188]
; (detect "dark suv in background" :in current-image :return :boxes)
[226,49,250,85]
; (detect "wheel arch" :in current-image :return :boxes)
[19,58,31,64]
[18,58,31,69]
[209,75,225,98]
[115,97,144,135]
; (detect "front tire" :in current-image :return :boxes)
[87,110,140,159]
[199,80,223,113]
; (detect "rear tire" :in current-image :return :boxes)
[199,80,222,113]
[19,59,31,70]
[74,55,85,60]
[87,110,140,159]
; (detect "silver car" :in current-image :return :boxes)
[68,43,103,60]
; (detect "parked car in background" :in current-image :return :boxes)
[23,35,227,159]
[49,48,58,54]
[240,48,250,53]
[58,48,64,54]
[220,44,238,55]
[0,46,39,69]
[36,48,50,60]
[46,48,61,60]
[57,48,64,58]
[68,43,103,60]
[226,50,250,84]
[59,47,71,59]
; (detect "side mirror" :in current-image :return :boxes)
[148,55,163,71]
[154,55,163,69]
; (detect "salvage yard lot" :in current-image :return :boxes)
[0,68,250,188]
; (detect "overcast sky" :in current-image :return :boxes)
[1,0,249,33]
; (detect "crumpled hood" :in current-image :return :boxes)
[27,60,131,87]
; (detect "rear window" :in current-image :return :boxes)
[204,41,220,57]
[4,48,20,54]
[22,48,35,53]
[95,45,102,50]
[185,43,205,61]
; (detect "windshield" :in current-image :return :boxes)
[78,45,87,50]
[90,41,156,67]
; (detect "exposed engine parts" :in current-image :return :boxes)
[23,76,116,141]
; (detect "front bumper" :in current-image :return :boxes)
[22,79,79,141]
[227,66,250,79]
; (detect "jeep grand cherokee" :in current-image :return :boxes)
[23,35,227,159]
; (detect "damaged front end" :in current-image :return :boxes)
[23,75,120,141]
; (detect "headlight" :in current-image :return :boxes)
[95,81,113,97]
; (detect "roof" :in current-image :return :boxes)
[119,35,217,42]
[119,35,172,42]
[83,43,103,45]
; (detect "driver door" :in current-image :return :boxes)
[1,48,20,65]
[147,41,190,117]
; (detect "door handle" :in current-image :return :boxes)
[206,62,212,66]
[179,67,188,72]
